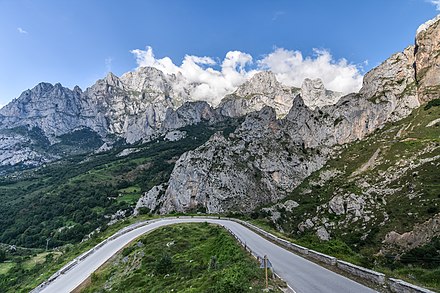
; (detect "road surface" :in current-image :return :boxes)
[39,218,377,293]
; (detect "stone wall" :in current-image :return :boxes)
[229,218,435,293]
[336,260,385,285]
[389,278,436,293]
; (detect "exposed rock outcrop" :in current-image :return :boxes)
[217,72,341,118]
[300,78,342,110]
[0,69,220,168]
[148,106,327,214]
[217,71,300,118]
[383,213,440,253]
[415,15,440,103]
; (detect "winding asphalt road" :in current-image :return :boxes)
[38,218,377,293]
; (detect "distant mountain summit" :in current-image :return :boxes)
[3,14,438,172]
[0,64,341,171]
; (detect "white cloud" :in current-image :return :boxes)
[17,27,28,34]
[429,0,440,10]
[131,46,257,104]
[258,48,363,93]
[130,46,363,105]
[105,57,113,72]
[272,11,285,21]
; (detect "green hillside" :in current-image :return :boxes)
[0,120,239,249]
[255,99,440,290]
[82,223,283,293]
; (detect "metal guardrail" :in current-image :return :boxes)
[223,226,294,292]
[30,219,161,293]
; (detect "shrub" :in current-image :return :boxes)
[155,253,173,275]
[0,249,6,262]
[424,99,440,110]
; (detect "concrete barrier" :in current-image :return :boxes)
[388,278,436,293]
[287,242,309,255]
[230,219,309,255]
[31,219,159,292]
[336,260,385,285]
[308,249,337,266]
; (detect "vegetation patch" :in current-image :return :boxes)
[82,223,282,293]
[0,120,239,249]
[424,98,440,111]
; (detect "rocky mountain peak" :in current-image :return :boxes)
[415,14,440,103]
[73,85,83,93]
[120,66,170,94]
[31,82,55,96]
[291,93,307,109]
[103,72,123,87]
[302,78,324,90]
[217,71,299,118]
[234,71,280,97]
[300,78,325,107]
[299,78,343,110]
[416,14,440,36]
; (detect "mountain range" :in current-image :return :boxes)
[0,14,439,291]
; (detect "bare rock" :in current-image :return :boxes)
[415,14,440,103]
[316,226,331,241]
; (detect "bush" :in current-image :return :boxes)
[424,99,440,111]
[155,253,173,275]
[137,207,151,215]
[0,249,6,262]
[401,237,440,269]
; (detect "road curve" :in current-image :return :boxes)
[38,218,377,293]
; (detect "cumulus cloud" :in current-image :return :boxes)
[130,46,363,105]
[17,27,28,34]
[131,46,257,103]
[258,48,363,93]
[429,0,440,10]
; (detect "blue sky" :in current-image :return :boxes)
[0,0,438,107]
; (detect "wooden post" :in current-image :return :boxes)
[264,255,268,289]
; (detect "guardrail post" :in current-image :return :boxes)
[264,255,268,289]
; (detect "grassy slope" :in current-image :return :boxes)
[254,100,440,290]
[81,223,282,293]
[0,121,238,249]
[0,120,241,291]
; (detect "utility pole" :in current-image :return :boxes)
[46,238,50,251]
[264,255,268,289]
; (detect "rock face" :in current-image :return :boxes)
[217,72,341,118]
[415,15,440,103]
[217,71,299,118]
[360,46,419,122]
[161,101,220,131]
[300,78,342,110]
[138,16,440,215]
[0,83,87,139]
[0,130,56,167]
[383,213,440,253]
[153,107,328,214]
